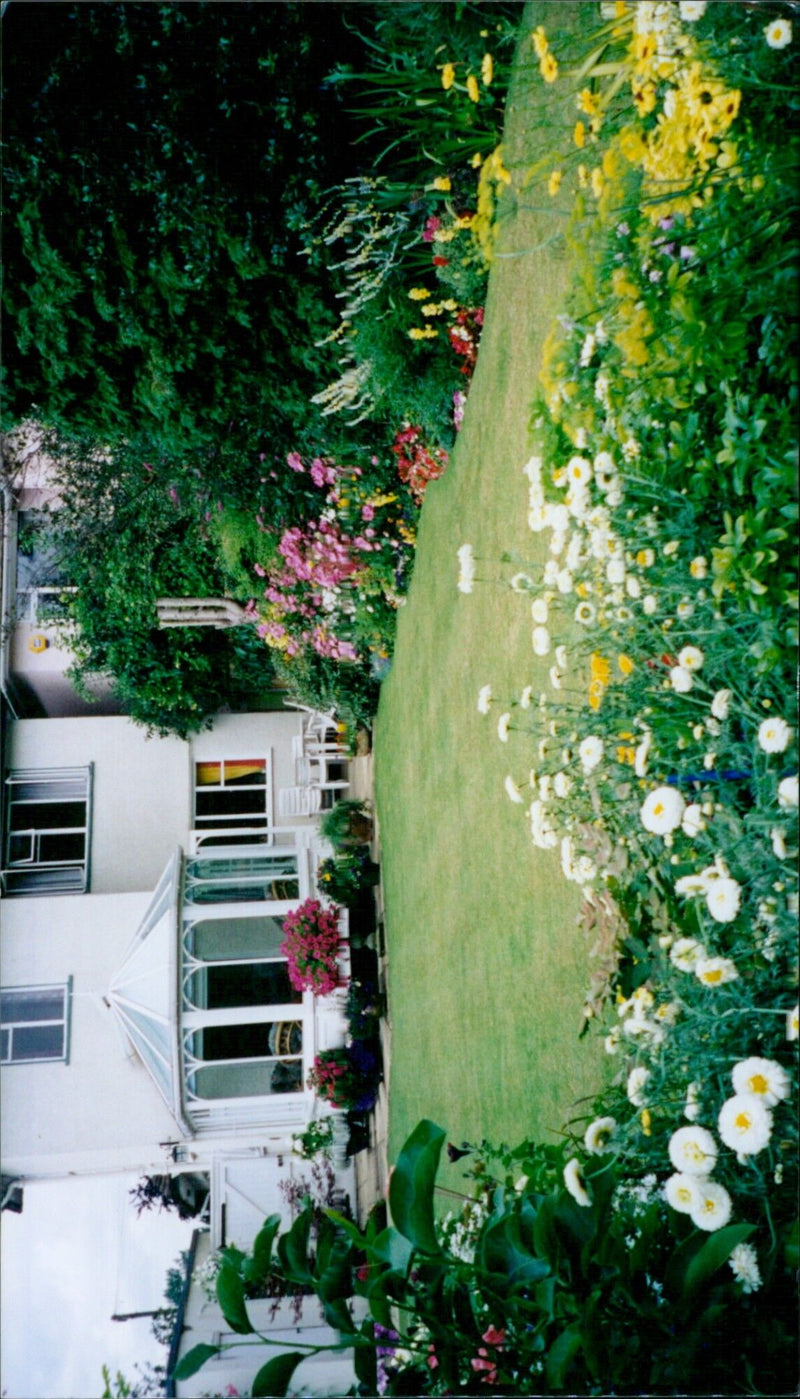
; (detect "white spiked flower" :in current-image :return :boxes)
[757,716,793,753]
[695,955,739,987]
[504,775,525,804]
[664,1172,700,1214]
[579,736,604,774]
[497,712,512,743]
[477,684,493,715]
[710,689,732,720]
[705,876,741,924]
[584,1117,616,1154]
[728,1242,762,1293]
[678,645,704,671]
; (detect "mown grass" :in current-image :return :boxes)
[375,3,611,1186]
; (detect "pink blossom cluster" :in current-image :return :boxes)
[280,898,343,996]
[278,521,362,589]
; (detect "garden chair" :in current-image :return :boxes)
[278,785,322,819]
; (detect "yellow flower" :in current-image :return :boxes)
[590,166,605,199]
[633,81,657,116]
[471,151,483,168]
[617,742,636,765]
[422,302,443,316]
[532,25,549,58]
[431,175,451,192]
[441,62,455,91]
[574,120,586,149]
[577,163,589,188]
[578,87,600,116]
[619,124,647,165]
[618,654,635,676]
[408,287,431,300]
[547,169,563,197]
[540,51,558,84]
[633,32,658,76]
[641,1109,652,1136]
[481,52,494,86]
[467,73,480,103]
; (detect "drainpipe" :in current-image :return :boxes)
[1,483,21,718]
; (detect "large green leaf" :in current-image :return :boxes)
[251,1351,305,1398]
[370,1225,414,1274]
[354,1321,378,1390]
[277,1207,314,1286]
[244,1215,282,1286]
[479,1211,551,1286]
[388,1119,445,1254]
[683,1223,756,1298]
[546,1324,582,1390]
[216,1263,253,1335]
[171,1342,221,1380]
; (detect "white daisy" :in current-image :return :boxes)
[497,712,512,743]
[705,876,741,924]
[731,1057,791,1106]
[695,955,739,987]
[664,1172,700,1214]
[584,1116,616,1154]
[764,17,792,48]
[563,1158,592,1207]
[728,1242,762,1293]
[680,1,707,20]
[519,685,534,709]
[718,1093,772,1154]
[510,572,534,593]
[532,626,550,656]
[575,600,596,625]
[757,716,793,753]
[670,665,694,693]
[778,774,798,807]
[670,937,703,972]
[678,645,704,671]
[579,736,604,774]
[787,1004,799,1041]
[640,786,686,835]
[668,1125,718,1176]
[681,803,705,837]
[690,1179,732,1232]
[684,1082,702,1122]
[477,684,493,714]
[567,455,592,486]
[626,1066,650,1107]
[504,775,525,804]
[710,689,732,721]
[531,597,548,623]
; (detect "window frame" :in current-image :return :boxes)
[0,979,73,1065]
[2,767,93,896]
[191,753,273,851]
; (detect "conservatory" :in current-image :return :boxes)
[107,835,349,1139]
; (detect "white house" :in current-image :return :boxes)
[1,447,372,1395]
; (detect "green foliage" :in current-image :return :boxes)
[3,3,355,462]
[177,1117,798,1395]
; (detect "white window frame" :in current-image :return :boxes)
[191,753,273,851]
[2,768,92,896]
[0,980,72,1065]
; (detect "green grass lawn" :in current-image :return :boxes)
[374,3,611,1184]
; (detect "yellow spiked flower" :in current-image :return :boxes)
[532,25,549,58]
[430,175,451,192]
[540,51,558,84]
[481,52,494,86]
[578,87,600,116]
[547,169,563,197]
[574,120,586,149]
[618,654,635,676]
[467,73,480,103]
[441,62,455,91]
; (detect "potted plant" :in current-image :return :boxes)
[319,799,374,851]
[317,848,380,907]
[280,898,344,996]
[306,1043,381,1112]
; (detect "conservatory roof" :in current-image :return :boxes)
[108,848,191,1135]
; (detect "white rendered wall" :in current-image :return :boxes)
[0,891,181,1178]
[7,710,302,893]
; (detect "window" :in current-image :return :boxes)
[3,768,92,896]
[193,758,271,848]
[0,983,71,1064]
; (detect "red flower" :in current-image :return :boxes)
[433,255,449,267]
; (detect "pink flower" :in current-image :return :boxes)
[361,504,375,520]
[254,563,266,577]
[482,1327,505,1349]
[286,451,304,472]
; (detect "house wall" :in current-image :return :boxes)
[6,710,303,893]
[0,891,181,1178]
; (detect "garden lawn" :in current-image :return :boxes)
[375,2,610,1186]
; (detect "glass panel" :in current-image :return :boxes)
[202,1023,275,1060]
[193,1059,302,1099]
[195,762,222,787]
[38,832,86,864]
[223,760,266,786]
[195,789,266,821]
[0,1028,10,1062]
[191,917,285,962]
[186,855,296,881]
[206,963,299,1009]
[9,800,86,832]
[14,1023,65,1060]
[1,989,65,1023]
[188,881,300,905]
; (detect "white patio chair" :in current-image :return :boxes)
[278,785,323,819]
